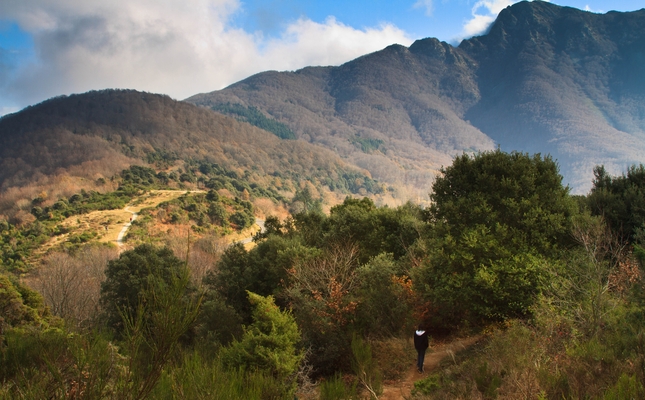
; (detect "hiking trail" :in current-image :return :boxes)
[380,335,481,400]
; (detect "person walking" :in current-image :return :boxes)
[414,325,429,373]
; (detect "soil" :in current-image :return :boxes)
[380,336,481,400]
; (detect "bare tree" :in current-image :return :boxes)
[288,241,360,325]
[165,234,225,286]
[565,216,628,335]
[32,246,118,329]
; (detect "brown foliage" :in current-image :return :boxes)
[288,242,361,328]
[29,246,119,329]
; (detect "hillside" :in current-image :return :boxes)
[187,1,645,193]
[0,90,384,218]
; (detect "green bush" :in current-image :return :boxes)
[412,374,442,396]
[153,352,288,400]
[350,334,382,399]
[319,373,357,400]
[99,244,192,335]
[604,373,645,400]
[221,292,302,396]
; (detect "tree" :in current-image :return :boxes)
[0,273,46,331]
[99,244,190,335]
[118,266,202,400]
[429,149,574,256]
[587,164,645,243]
[221,291,302,395]
[354,253,412,337]
[286,242,360,374]
[33,246,117,329]
[326,197,422,264]
[416,150,575,328]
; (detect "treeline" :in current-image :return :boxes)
[2,149,645,398]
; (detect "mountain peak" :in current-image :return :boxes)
[187,2,645,194]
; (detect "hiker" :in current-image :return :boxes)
[414,325,429,373]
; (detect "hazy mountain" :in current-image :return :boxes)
[188,1,645,194]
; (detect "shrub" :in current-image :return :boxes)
[221,291,303,395]
[350,334,382,399]
[319,373,357,400]
[99,244,192,335]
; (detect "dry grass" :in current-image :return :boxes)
[32,190,204,259]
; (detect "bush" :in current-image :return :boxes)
[412,374,443,396]
[221,292,302,392]
[319,373,357,400]
[604,373,645,400]
[350,334,382,399]
[99,244,191,335]
[153,352,287,400]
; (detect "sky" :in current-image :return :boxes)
[0,0,643,116]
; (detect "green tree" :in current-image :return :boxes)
[119,266,202,400]
[416,150,575,328]
[429,150,573,256]
[221,292,302,395]
[587,164,645,243]
[99,244,190,335]
[0,273,48,333]
[202,234,303,324]
[355,253,412,336]
[291,187,322,214]
[326,198,422,264]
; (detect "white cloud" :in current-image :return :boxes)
[459,0,515,39]
[584,5,603,13]
[413,0,434,17]
[0,0,413,111]
[263,17,412,67]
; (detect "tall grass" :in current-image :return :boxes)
[152,352,289,400]
[350,334,382,399]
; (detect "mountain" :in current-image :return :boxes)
[187,1,645,194]
[0,90,382,217]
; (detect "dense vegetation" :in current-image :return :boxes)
[212,103,297,140]
[2,150,645,399]
[0,161,274,272]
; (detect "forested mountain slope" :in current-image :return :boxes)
[0,90,381,217]
[188,1,645,193]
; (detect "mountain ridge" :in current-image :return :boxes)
[0,89,385,218]
[187,1,645,193]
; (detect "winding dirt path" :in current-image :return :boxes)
[116,206,138,246]
[380,336,481,400]
[32,191,204,258]
[34,190,268,258]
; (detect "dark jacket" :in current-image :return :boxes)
[414,330,429,351]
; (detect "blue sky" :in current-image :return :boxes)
[0,0,643,115]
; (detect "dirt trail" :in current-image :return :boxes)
[380,336,481,400]
[32,191,204,259]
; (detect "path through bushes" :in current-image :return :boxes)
[380,336,481,400]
